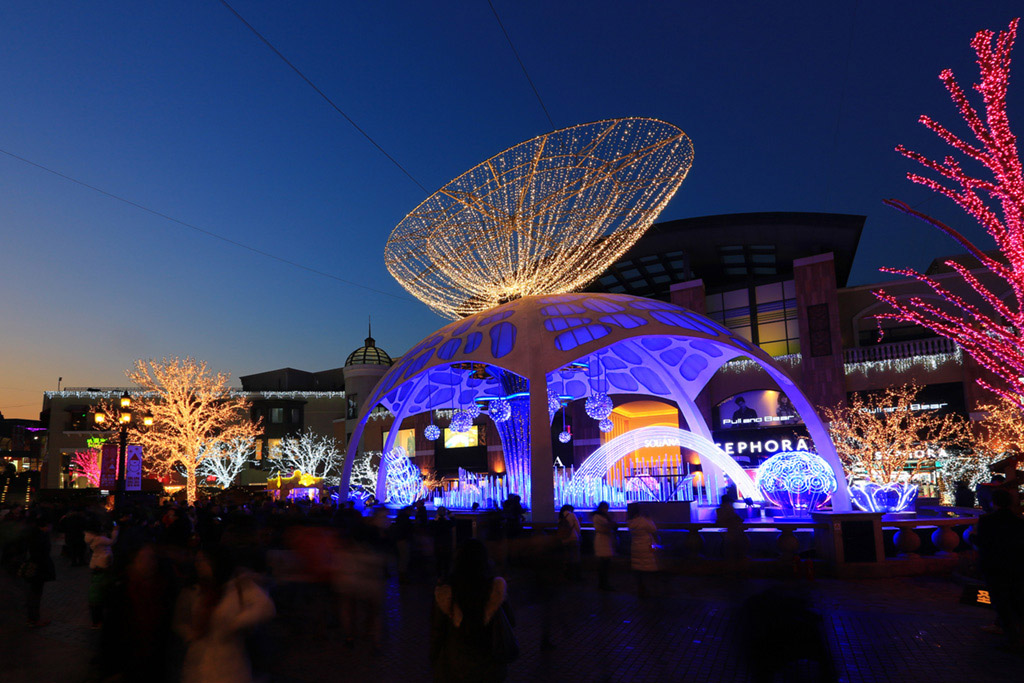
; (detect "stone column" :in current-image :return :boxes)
[793,253,846,410]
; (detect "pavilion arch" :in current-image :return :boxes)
[344,292,851,521]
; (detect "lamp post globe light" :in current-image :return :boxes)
[94,390,153,509]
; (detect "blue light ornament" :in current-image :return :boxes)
[424,423,441,441]
[585,392,613,420]
[755,451,837,512]
[489,398,512,423]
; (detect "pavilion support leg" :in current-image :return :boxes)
[529,373,556,524]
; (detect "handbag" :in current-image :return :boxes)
[17,560,38,580]
[490,603,519,664]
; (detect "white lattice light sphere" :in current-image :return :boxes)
[465,402,482,418]
[755,451,837,512]
[424,424,441,441]
[558,430,572,444]
[489,398,512,423]
[585,393,614,420]
[598,418,614,433]
[548,389,562,419]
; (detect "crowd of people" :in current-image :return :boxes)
[0,486,1021,681]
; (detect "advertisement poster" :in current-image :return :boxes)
[714,390,803,430]
[125,445,143,491]
[99,444,118,489]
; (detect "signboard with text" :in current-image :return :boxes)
[99,444,118,489]
[714,390,804,430]
[125,445,143,491]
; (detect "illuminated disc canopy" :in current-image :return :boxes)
[386,118,694,319]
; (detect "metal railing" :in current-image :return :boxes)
[843,337,959,364]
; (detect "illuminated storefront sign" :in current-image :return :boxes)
[714,390,803,430]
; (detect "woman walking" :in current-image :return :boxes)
[431,539,517,682]
[627,503,658,598]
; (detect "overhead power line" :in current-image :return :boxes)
[0,147,413,302]
[486,0,555,129]
[217,0,428,193]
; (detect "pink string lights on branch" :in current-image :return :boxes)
[875,18,1024,407]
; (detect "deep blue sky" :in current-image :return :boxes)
[1,1,1021,418]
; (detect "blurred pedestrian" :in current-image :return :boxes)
[557,504,581,581]
[974,488,1024,650]
[592,501,616,591]
[175,547,275,683]
[627,503,658,598]
[431,539,516,682]
[21,514,56,627]
[85,522,116,628]
[432,507,455,579]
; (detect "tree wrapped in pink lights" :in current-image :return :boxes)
[71,449,102,487]
[876,19,1024,406]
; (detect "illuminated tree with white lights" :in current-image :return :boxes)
[824,383,969,483]
[196,437,255,488]
[349,451,379,498]
[124,357,261,505]
[277,429,342,480]
[876,19,1024,407]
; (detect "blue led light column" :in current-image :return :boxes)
[529,369,556,523]
[491,370,531,505]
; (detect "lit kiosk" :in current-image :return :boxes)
[342,119,851,522]
[94,391,153,509]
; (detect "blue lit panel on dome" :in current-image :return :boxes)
[554,324,612,351]
[409,335,444,355]
[438,338,462,360]
[630,366,670,395]
[490,322,517,358]
[403,349,435,379]
[543,317,592,331]
[564,379,588,397]
[680,355,709,381]
[542,303,587,316]
[583,298,625,313]
[459,389,478,404]
[649,310,709,331]
[599,313,648,329]
[602,355,628,370]
[639,337,672,351]
[464,331,483,354]
[478,309,515,326]
[628,299,678,311]
[451,318,475,336]
[659,347,686,366]
[608,343,642,365]
[606,372,640,392]
[689,339,724,357]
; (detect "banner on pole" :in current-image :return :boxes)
[99,444,118,489]
[125,445,143,492]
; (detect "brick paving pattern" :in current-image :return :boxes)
[2,552,1021,683]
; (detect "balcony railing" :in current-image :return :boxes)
[843,337,959,364]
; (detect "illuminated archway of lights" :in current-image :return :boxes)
[564,426,761,503]
[385,118,694,319]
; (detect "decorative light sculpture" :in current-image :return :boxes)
[586,393,614,420]
[850,481,918,513]
[598,417,614,433]
[424,423,441,441]
[384,447,423,507]
[489,397,512,423]
[558,429,572,444]
[385,118,694,319]
[755,451,837,512]
[465,402,482,419]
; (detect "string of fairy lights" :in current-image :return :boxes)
[385,118,694,319]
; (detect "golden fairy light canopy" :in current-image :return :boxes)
[385,118,694,319]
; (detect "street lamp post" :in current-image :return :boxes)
[94,391,153,510]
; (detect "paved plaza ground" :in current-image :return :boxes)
[1,548,1020,683]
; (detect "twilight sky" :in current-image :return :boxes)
[1,1,1021,419]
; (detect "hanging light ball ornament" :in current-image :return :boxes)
[489,398,512,423]
[424,424,441,441]
[755,451,837,513]
[598,418,614,433]
[450,410,473,433]
[547,389,562,420]
[465,402,482,419]
[384,118,695,319]
[585,393,614,420]
[558,430,572,444]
